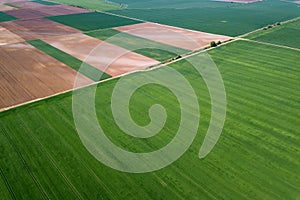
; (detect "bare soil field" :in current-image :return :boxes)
[42,33,160,76]
[0,5,17,12]
[6,1,42,8]
[0,18,80,40]
[37,4,91,16]
[0,25,24,45]
[5,8,47,19]
[4,3,91,20]
[115,22,232,50]
[0,42,92,110]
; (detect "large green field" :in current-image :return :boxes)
[245,19,300,49]
[109,0,300,36]
[50,0,120,11]
[85,29,188,62]
[0,40,299,199]
[110,0,228,9]
[47,12,142,32]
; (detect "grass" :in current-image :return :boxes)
[245,19,300,49]
[109,0,300,36]
[85,29,188,62]
[0,12,17,22]
[28,40,111,81]
[31,0,59,6]
[47,12,142,32]
[49,0,121,11]
[4,3,21,8]
[0,40,299,199]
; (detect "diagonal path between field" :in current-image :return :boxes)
[239,38,300,52]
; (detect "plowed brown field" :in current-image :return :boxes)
[0,25,24,45]
[0,42,92,110]
[42,33,160,77]
[115,22,232,51]
[0,18,80,40]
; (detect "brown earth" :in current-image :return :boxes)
[0,18,80,40]
[42,33,160,77]
[0,42,93,110]
[4,3,91,20]
[115,22,232,51]
[0,0,30,4]
[36,4,91,16]
[5,1,42,9]
[5,8,48,19]
[0,5,17,12]
[0,25,24,45]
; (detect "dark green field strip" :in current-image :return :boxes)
[4,3,20,8]
[47,12,142,32]
[49,0,120,11]
[0,12,17,22]
[109,0,300,37]
[0,40,300,199]
[245,19,300,49]
[27,40,111,82]
[85,29,188,62]
[31,0,59,6]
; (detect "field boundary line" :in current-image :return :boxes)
[239,16,300,38]
[240,38,300,51]
[99,10,146,22]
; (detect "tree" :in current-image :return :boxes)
[210,41,217,47]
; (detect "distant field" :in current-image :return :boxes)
[0,40,299,199]
[110,0,233,9]
[245,19,300,49]
[86,29,187,62]
[47,12,142,31]
[28,39,111,82]
[0,12,17,22]
[31,0,58,6]
[109,0,300,36]
[50,0,120,11]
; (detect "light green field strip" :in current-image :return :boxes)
[245,19,300,49]
[28,40,111,82]
[49,0,120,11]
[85,29,188,62]
[0,40,299,199]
